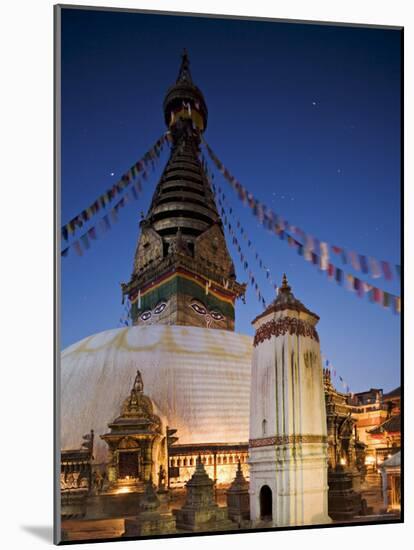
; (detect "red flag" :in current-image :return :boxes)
[373,287,383,303]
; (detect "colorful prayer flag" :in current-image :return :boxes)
[80,234,90,250]
[335,268,343,285]
[349,251,361,271]
[73,240,83,257]
[359,255,369,274]
[369,257,382,278]
[381,260,393,281]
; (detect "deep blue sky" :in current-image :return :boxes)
[60,7,401,393]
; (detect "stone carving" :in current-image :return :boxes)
[249,434,327,448]
[253,316,319,347]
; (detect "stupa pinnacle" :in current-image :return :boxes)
[122,51,246,330]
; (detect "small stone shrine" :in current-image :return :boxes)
[100,370,166,493]
[124,477,176,537]
[328,465,366,520]
[174,455,233,531]
[226,460,250,524]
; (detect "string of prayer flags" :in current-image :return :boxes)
[217,194,266,308]
[202,139,400,316]
[61,133,168,241]
[210,177,278,293]
[202,137,401,284]
[61,177,144,258]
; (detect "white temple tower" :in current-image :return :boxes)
[249,274,331,527]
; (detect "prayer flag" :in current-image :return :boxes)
[349,251,361,271]
[73,240,83,257]
[88,227,97,240]
[80,234,90,250]
[61,247,69,257]
[373,287,383,303]
[359,255,369,274]
[369,257,381,278]
[393,296,401,314]
[102,214,111,232]
[335,268,343,285]
[355,278,364,297]
[381,260,393,281]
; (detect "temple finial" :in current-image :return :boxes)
[177,49,192,83]
[133,370,144,393]
[279,273,291,294]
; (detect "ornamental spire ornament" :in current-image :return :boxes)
[177,48,193,83]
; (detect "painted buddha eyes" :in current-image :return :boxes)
[191,303,207,315]
[210,311,224,321]
[190,301,224,322]
[153,302,167,315]
[140,311,152,321]
[140,301,167,321]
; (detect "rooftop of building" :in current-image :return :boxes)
[252,274,319,324]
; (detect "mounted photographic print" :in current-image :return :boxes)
[54,4,403,545]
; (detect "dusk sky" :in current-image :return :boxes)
[60,7,401,393]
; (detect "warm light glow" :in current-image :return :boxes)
[365,456,375,465]
[340,458,346,465]
[116,487,131,494]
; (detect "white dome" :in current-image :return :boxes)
[60,325,253,462]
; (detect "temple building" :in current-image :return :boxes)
[59,52,398,536]
[323,369,366,481]
[348,386,401,469]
